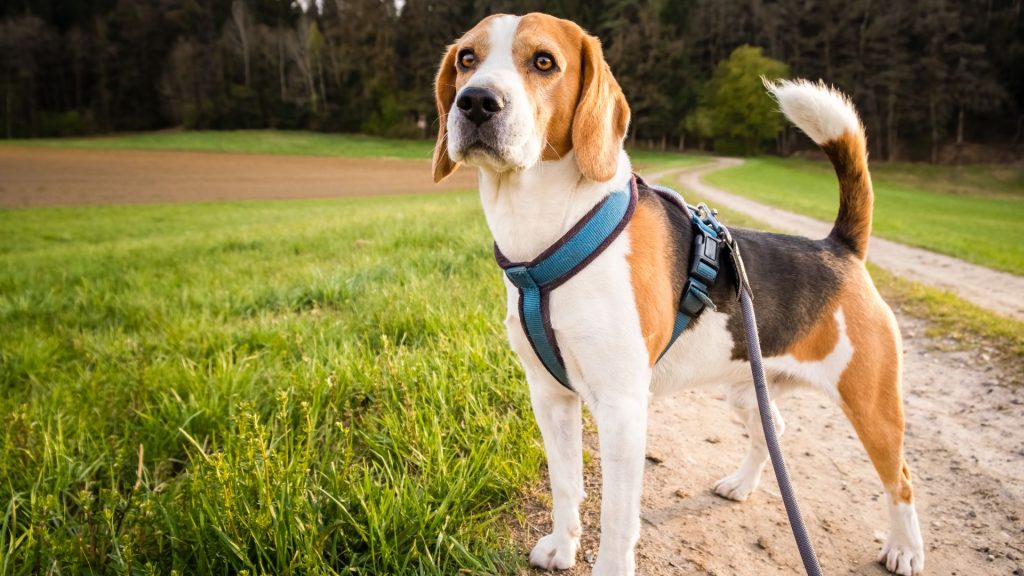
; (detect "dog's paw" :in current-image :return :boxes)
[713,469,761,501]
[591,553,635,576]
[878,536,925,575]
[529,533,579,571]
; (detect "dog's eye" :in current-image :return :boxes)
[533,53,555,72]
[458,50,476,70]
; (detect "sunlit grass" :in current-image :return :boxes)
[0,130,437,160]
[0,192,543,574]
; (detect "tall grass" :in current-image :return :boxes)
[0,192,543,574]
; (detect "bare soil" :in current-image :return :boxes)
[0,147,477,208]
[516,313,1024,575]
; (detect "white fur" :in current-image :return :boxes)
[764,307,853,402]
[455,28,917,572]
[880,502,925,575]
[446,16,542,173]
[493,151,649,575]
[764,78,862,145]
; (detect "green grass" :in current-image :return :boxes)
[628,149,707,172]
[1,129,709,171]
[0,130,437,160]
[0,192,545,574]
[704,158,1024,275]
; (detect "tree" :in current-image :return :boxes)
[698,45,789,155]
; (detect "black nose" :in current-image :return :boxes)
[456,87,503,126]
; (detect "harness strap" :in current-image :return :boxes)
[496,176,727,390]
[649,183,727,361]
[495,176,638,389]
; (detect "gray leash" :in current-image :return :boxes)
[726,227,825,576]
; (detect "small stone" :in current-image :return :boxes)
[756,536,769,550]
[674,488,690,498]
[584,550,595,564]
[645,451,665,464]
[705,436,721,444]
[986,554,995,562]
[874,530,888,543]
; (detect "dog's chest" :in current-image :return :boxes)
[501,233,653,392]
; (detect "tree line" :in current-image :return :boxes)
[2,0,1021,162]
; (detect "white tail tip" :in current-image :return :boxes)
[763,78,862,145]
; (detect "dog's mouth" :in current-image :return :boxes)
[462,140,500,157]
[456,137,517,170]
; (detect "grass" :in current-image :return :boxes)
[704,157,1024,275]
[0,129,707,171]
[628,149,707,172]
[0,192,545,574]
[0,130,437,160]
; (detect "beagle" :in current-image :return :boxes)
[432,13,924,576]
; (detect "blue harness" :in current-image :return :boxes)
[494,174,727,391]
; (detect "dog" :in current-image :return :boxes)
[432,13,924,576]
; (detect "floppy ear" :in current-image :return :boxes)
[572,35,630,182]
[433,44,460,183]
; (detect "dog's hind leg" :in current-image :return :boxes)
[714,381,785,501]
[835,284,924,575]
[837,358,924,574]
[526,375,586,571]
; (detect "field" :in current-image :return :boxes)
[0,130,704,170]
[0,192,544,573]
[2,131,1022,574]
[704,157,1024,275]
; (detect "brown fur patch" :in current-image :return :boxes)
[787,307,840,362]
[627,198,676,366]
[513,14,585,160]
[835,268,914,504]
[822,131,873,259]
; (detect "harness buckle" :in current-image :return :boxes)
[504,265,537,290]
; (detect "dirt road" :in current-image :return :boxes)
[519,310,1023,575]
[663,159,1024,321]
[0,147,476,208]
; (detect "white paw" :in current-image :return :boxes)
[713,469,761,501]
[877,536,925,575]
[591,553,635,576]
[878,501,925,574]
[529,533,579,571]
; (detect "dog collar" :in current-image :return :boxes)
[494,175,724,391]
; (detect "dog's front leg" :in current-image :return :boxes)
[589,390,649,576]
[526,372,585,570]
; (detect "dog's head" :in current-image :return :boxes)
[432,13,630,184]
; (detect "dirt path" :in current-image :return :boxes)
[659,158,1024,321]
[0,147,476,208]
[519,310,1023,575]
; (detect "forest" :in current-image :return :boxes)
[1,0,1021,162]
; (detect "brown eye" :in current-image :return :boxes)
[458,50,476,69]
[534,53,555,72]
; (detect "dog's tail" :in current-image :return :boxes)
[764,78,873,259]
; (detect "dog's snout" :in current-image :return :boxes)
[456,87,504,126]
